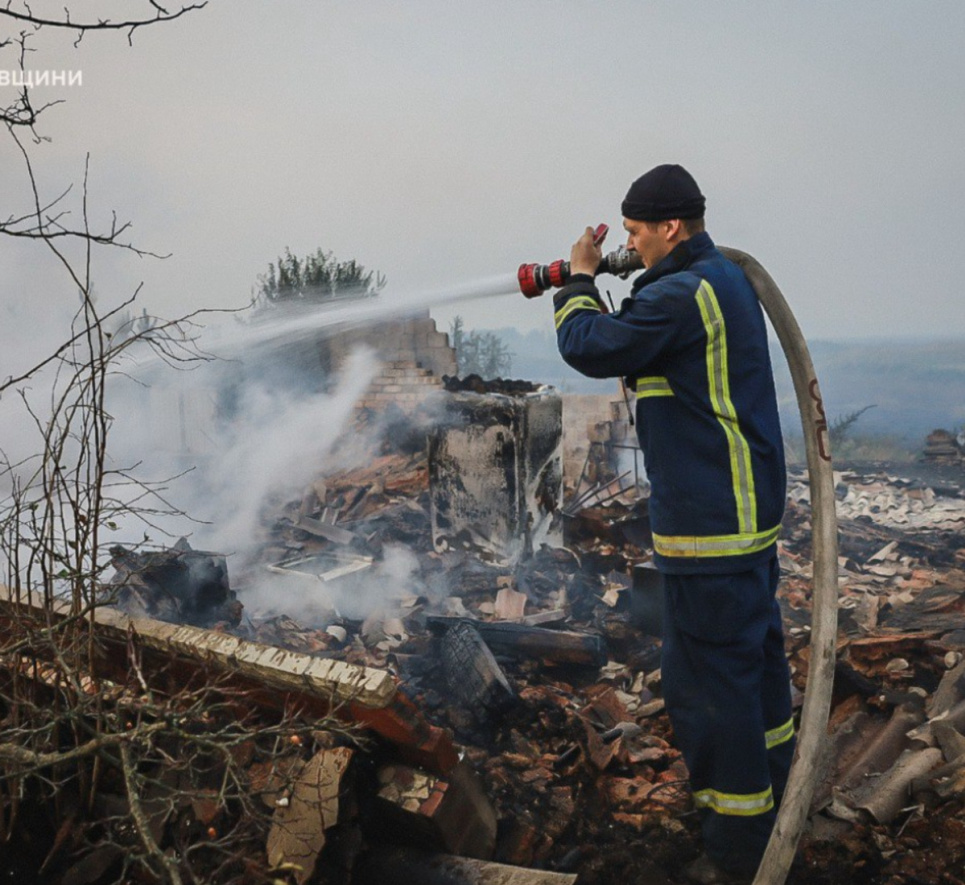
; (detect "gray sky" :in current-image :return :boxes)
[3,1,964,343]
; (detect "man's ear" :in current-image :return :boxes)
[665,219,683,242]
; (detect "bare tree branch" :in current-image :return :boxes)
[121,742,186,885]
[0,721,168,772]
[0,6,347,879]
[2,126,170,258]
[0,3,207,42]
[1,2,207,129]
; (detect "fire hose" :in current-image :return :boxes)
[519,240,839,885]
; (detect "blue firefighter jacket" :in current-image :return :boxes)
[555,232,786,574]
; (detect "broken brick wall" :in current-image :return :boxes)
[330,312,457,413]
[357,359,446,413]
[560,393,635,489]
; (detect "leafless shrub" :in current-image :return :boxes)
[1,7,360,881]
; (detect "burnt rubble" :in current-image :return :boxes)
[441,375,544,396]
[24,400,965,883]
[108,537,242,629]
[226,408,965,883]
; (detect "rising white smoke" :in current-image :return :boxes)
[3,296,447,623]
[238,543,424,627]
[106,341,382,561]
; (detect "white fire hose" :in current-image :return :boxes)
[720,247,839,885]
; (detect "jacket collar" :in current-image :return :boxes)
[631,231,716,292]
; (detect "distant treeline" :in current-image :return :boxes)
[484,327,965,443]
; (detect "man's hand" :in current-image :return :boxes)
[570,225,605,276]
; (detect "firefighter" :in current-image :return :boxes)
[554,165,794,883]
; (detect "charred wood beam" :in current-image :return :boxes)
[427,616,606,668]
[837,516,950,563]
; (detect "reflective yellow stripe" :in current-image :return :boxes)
[635,376,674,398]
[694,786,774,817]
[694,280,757,534]
[652,524,780,558]
[554,296,601,330]
[765,717,795,750]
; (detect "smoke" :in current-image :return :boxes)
[0,295,95,478]
[2,279,454,621]
[239,543,424,627]
[4,290,524,627]
[203,349,377,551]
[106,341,382,560]
[616,443,649,494]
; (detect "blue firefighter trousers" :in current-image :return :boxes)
[661,556,795,874]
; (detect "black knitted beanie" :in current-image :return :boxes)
[621,164,705,221]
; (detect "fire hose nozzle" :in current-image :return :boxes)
[518,235,645,298]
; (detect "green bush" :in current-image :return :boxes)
[256,247,384,307]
